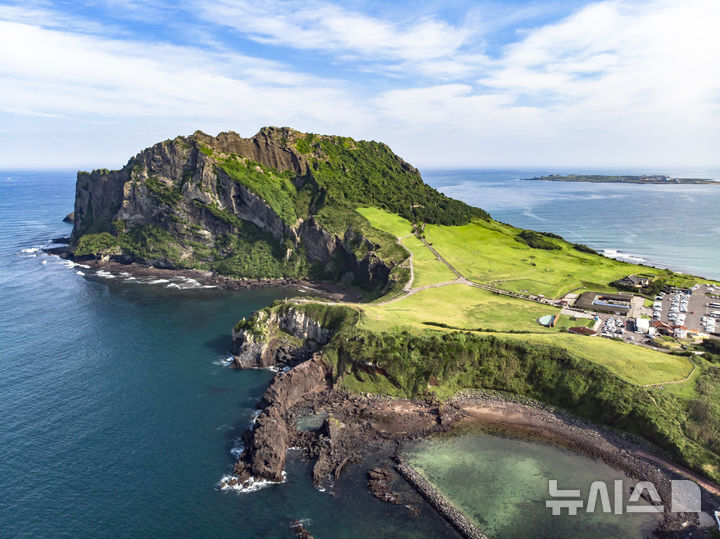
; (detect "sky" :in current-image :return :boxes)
[0,0,719,170]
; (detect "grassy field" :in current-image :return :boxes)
[356,206,413,237]
[423,220,663,298]
[362,285,560,333]
[349,206,698,387]
[359,284,693,386]
[400,235,457,287]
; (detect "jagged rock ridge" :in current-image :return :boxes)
[70,127,487,292]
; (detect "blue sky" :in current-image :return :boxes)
[0,0,718,169]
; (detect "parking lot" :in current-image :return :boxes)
[654,284,719,334]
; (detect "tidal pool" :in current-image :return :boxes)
[405,424,662,538]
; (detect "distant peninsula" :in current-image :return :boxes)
[522,174,717,184]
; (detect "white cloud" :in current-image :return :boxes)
[0,20,365,124]
[373,0,720,166]
[196,0,488,78]
[0,0,718,169]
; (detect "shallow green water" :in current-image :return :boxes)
[405,424,661,538]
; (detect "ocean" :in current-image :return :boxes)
[424,168,720,281]
[1,168,718,537]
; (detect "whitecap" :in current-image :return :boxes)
[166,283,182,289]
[20,247,40,253]
[63,260,76,268]
[175,276,202,288]
[230,440,245,458]
[41,260,47,265]
[96,270,115,279]
[125,276,136,281]
[522,208,546,221]
[202,285,217,289]
[147,279,170,284]
[120,272,131,277]
[76,271,85,276]
[217,471,286,493]
[212,356,234,367]
[75,263,91,269]
[603,249,646,264]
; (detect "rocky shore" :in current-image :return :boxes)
[225,348,720,537]
[220,284,720,537]
[43,244,362,301]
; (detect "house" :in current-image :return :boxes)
[617,275,650,288]
[674,326,688,339]
[651,320,674,336]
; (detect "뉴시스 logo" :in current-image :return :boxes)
[546,479,702,515]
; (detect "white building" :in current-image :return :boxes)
[635,318,650,334]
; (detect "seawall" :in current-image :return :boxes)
[395,460,487,539]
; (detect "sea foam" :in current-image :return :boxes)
[217,471,286,493]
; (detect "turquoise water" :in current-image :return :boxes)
[405,425,661,538]
[0,171,455,538]
[424,168,720,280]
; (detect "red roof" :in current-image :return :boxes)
[568,326,597,336]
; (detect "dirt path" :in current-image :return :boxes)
[642,364,697,388]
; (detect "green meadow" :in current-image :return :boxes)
[423,220,659,298]
[355,207,698,389]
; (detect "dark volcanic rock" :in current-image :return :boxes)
[69,128,402,292]
[367,467,401,504]
[63,212,74,223]
[233,406,289,482]
[290,520,314,539]
[259,356,329,412]
[232,355,328,485]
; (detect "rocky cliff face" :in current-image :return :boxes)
[232,306,335,369]
[70,127,407,291]
[230,354,329,485]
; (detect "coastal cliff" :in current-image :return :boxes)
[69,127,485,293]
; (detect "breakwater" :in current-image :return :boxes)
[395,460,487,539]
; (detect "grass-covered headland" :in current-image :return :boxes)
[69,127,720,484]
[236,201,720,484]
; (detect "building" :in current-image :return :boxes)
[576,291,634,314]
[635,318,650,333]
[651,320,674,336]
[674,326,688,339]
[617,275,650,288]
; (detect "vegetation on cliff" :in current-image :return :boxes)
[70,126,720,485]
[70,127,487,292]
[231,202,720,484]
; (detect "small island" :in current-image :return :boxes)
[522,173,717,184]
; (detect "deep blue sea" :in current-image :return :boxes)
[0,171,455,538]
[423,168,720,280]
[1,168,718,537]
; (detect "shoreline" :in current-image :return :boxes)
[43,245,363,302]
[242,372,720,538]
[411,392,720,536]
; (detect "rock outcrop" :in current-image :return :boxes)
[69,127,412,292]
[231,355,329,484]
[231,306,334,369]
